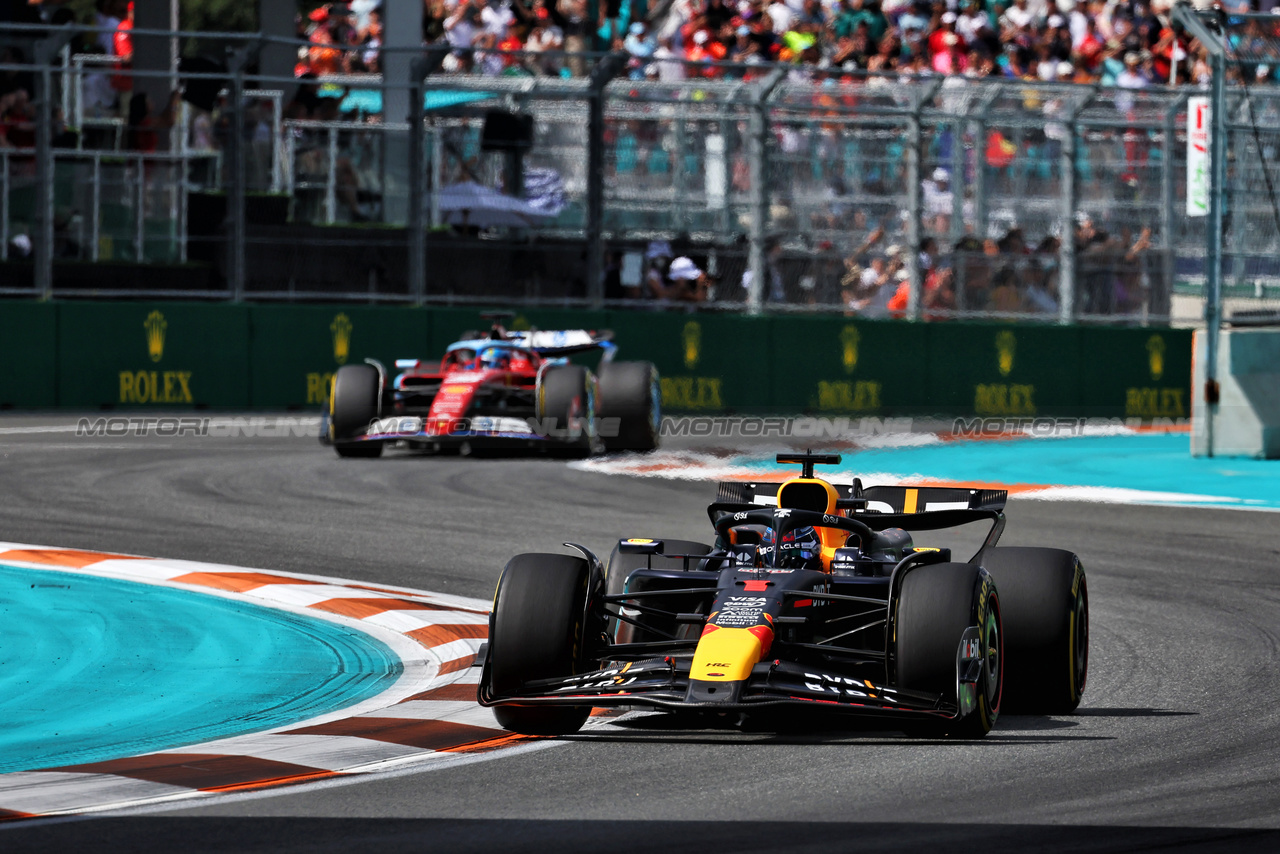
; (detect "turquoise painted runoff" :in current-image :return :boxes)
[0,567,402,774]
[738,433,1280,510]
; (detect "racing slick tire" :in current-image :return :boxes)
[597,361,661,453]
[330,364,383,458]
[604,539,713,644]
[977,547,1087,715]
[488,553,593,735]
[896,562,1002,738]
[537,365,594,457]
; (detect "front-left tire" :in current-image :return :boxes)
[487,553,593,735]
[896,562,1003,738]
[330,363,383,458]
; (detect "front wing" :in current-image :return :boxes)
[479,657,958,721]
[345,415,580,447]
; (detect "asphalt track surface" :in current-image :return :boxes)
[2,416,1279,853]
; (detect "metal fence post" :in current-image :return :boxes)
[972,86,1001,272]
[226,43,261,302]
[586,52,627,309]
[950,116,964,247]
[1,152,9,262]
[407,47,448,306]
[34,30,74,300]
[673,114,687,234]
[1172,0,1230,455]
[1204,49,1228,456]
[1057,88,1095,325]
[906,79,942,321]
[747,68,785,315]
[1160,93,1189,325]
[1057,126,1077,325]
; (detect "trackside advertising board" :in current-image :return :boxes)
[606,313,774,414]
[926,322,1083,417]
[769,318,929,415]
[0,303,1191,417]
[57,302,250,408]
[0,302,56,407]
[248,306,430,408]
[1080,327,1192,420]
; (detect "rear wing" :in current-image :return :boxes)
[715,481,1007,514]
[512,329,617,358]
[859,485,1007,514]
[444,329,617,359]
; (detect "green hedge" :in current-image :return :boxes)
[0,301,1192,418]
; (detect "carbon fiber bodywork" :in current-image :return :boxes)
[479,466,1012,729]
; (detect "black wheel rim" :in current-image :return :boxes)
[985,598,1002,713]
[1072,579,1089,696]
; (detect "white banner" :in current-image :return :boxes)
[1187,96,1210,217]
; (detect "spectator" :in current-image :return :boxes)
[666,256,712,301]
[625,21,658,76]
[0,88,37,149]
[923,167,953,234]
[94,0,124,56]
[1116,52,1148,88]
[987,265,1024,313]
[126,89,180,152]
[643,240,672,298]
[547,0,593,77]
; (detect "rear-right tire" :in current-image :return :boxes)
[977,547,1087,714]
[487,553,593,735]
[896,562,1002,738]
[597,361,661,452]
[330,363,383,458]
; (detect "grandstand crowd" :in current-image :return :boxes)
[0,0,1242,317]
[301,0,1269,86]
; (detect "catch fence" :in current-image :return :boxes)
[1,25,1271,324]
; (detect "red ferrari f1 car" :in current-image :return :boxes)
[325,315,660,457]
[478,452,1088,737]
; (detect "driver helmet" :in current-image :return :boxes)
[477,346,510,370]
[761,525,823,570]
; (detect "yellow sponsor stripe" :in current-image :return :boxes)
[904,488,918,514]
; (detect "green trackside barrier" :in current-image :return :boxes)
[925,322,1084,417]
[57,302,251,408]
[0,303,57,407]
[605,313,774,413]
[0,301,1193,416]
[248,305,430,408]
[1080,327,1192,420]
[770,317,930,416]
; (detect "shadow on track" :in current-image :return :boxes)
[1072,708,1199,717]
[568,710,1113,746]
[3,817,1274,854]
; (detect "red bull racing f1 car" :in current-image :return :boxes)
[325,315,660,457]
[478,452,1089,736]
